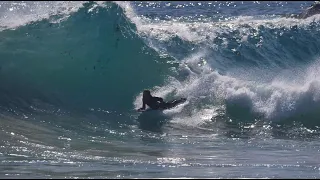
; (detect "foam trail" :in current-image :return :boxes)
[168,57,320,124]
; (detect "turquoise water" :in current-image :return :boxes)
[1,1,320,178]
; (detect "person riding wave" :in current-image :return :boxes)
[137,90,186,112]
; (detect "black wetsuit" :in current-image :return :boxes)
[142,96,165,110]
[141,96,186,110]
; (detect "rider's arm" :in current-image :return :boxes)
[138,98,146,111]
[154,97,164,103]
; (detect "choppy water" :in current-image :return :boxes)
[1,1,320,178]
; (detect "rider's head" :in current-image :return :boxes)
[143,89,152,99]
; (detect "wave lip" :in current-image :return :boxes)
[0,1,87,31]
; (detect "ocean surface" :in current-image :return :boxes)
[1,1,320,178]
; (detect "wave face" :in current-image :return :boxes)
[0,1,175,116]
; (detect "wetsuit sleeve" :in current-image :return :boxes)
[141,98,146,110]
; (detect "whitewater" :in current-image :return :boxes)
[1,1,320,178]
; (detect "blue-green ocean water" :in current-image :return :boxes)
[1,1,320,178]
